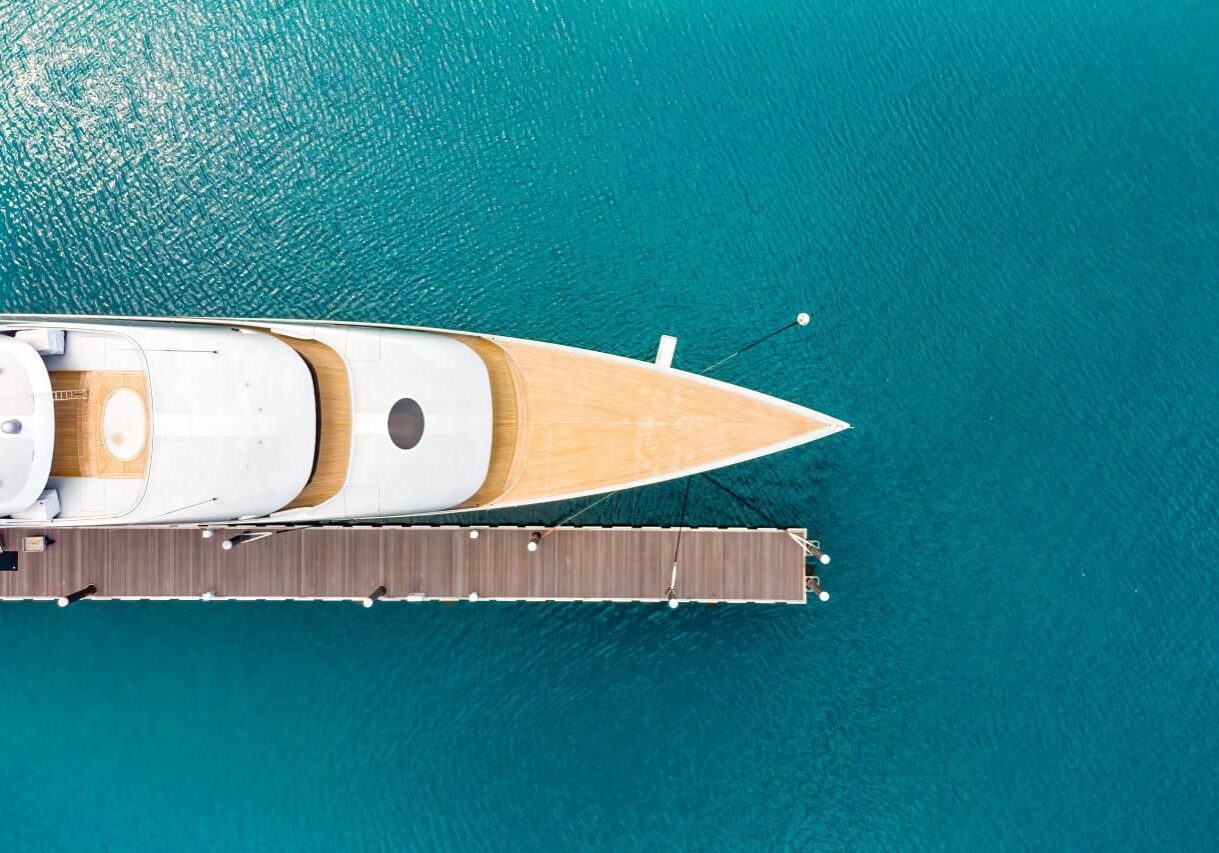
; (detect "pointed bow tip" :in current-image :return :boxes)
[798,409,850,438]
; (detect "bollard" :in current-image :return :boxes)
[807,541,831,565]
[468,592,479,602]
[362,585,388,608]
[200,529,215,540]
[526,531,542,552]
[221,531,275,550]
[405,592,426,602]
[201,591,216,601]
[805,576,830,602]
[468,529,480,540]
[57,584,97,607]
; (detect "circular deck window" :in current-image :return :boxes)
[388,398,425,450]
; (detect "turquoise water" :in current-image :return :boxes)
[2,0,1218,847]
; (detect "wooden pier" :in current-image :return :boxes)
[0,526,814,605]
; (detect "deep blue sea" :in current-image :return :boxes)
[2,0,1218,848]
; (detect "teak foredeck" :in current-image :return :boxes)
[458,337,834,508]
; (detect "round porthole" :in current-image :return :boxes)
[388,398,425,450]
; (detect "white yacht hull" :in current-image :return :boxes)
[0,314,848,526]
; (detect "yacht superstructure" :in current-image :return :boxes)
[0,316,848,526]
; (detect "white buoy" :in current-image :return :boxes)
[468,592,479,602]
[806,576,829,602]
[221,539,234,551]
[668,598,679,609]
[805,540,831,565]
[526,540,538,552]
[468,529,480,539]
[56,584,97,607]
[797,312,811,326]
[361,597,375,608]
[201,529,214,539]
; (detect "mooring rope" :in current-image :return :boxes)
[786,530,822,555]
[141,496,219,522]
[671,477,692,566]
[700,472,784,528]
[540,489,621,539]
[697,312,810,375]
[663,478,694,602]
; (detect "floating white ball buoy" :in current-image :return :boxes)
[361,597,375,608]
[668,598,679,609]
[526,540,538,552]
[819,553,831,565]
[56,596,69,608]
[818,590,830,602]
[796,312,811,326]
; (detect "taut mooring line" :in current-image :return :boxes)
[141,496,219,522]
[700,473,784,529]
[540,489,621,539]
[665,478,693,608]
[671,477,692,567]
[697,312,810,375]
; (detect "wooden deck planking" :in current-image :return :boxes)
[271,334,353,510]
[649,531,675,600]
[466,531,497,597]
[308,530,366,597]
[675,532,708,599]
[0,526,809,604]
[531,530,553,598]
[48,370,151,478]
[455,337,836,509]
[722,534,749,601]
[449,337,528,508]
[572,526,607,599]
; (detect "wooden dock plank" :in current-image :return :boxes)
[722,533,748,601]
[677,531,708,600]
[0,526,809,604]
